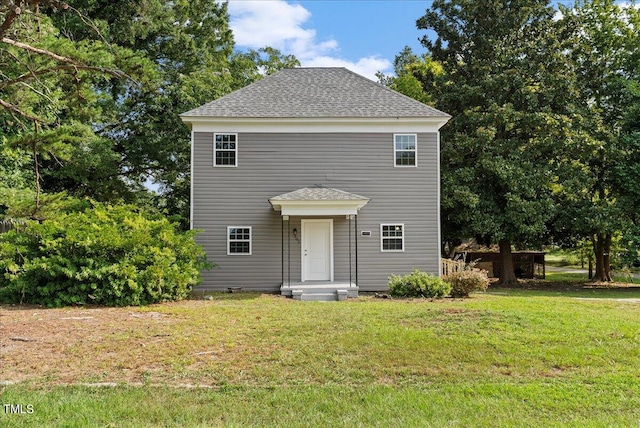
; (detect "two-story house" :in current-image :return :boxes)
[180,67,450,300]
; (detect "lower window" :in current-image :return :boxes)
[228,226,252,255]
[381,224,404,252]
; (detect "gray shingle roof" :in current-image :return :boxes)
[270,187,369,202]
[181,68,449,119]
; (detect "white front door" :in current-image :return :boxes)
[302,219,333,281]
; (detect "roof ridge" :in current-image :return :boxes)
[285,67,349,70]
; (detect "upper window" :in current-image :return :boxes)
[214,133,237,167]
[228,226,251,255]
[394,134,417,167]
[381,224,404,252]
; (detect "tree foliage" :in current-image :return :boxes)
[377,46,442,106]
[40,0,299,227]
[0,138,32,226]
[391,0,640,282]
[552,0,640,280]
[0,0,299,306]
[41,0,236,226]
[0,0,151,219]
[0,1,133,128]
[417,0,579,285]
[1,1,299,228]
[0,201,209,306]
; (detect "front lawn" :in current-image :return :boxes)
[545,269,638,284]
[2,288,640,426]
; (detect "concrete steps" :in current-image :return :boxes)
[281,282,358,301]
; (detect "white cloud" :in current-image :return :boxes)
[229,1,317,51]
[303,55,392,81]
[553,9,564,21]
[619,1,640,10]
[227,0,392,80]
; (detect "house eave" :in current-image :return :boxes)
[181,116,450,133]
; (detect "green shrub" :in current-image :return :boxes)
[445,269,490,298]
[0,202,210,307]
[388,268,451,298]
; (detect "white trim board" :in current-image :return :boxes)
[183,117,449,134]
[271,200,368,216]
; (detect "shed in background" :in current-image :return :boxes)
[458,251,546,279]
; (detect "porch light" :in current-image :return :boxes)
[292,228,297,238]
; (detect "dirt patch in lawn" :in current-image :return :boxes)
[0,296,293,387]
[0,301,208,386]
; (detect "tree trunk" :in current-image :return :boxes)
[497,239,518,286]
[603,234,612,281]
[32,121,41,214]
[592,234,612,282]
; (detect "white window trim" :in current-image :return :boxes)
[393,133,417,167]
[380,223,405,252]
[214,133,238,167]
[227,226,252,255]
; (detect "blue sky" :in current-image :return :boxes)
[227,0,432,80]
[227,1,638,80]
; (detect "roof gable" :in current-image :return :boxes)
[269,187,370,216]
[270,187,369,202]
[181,68,449,119]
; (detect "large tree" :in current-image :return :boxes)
[45,1,234,225]
[2,1,298,226]
[553,0,640,281]
[616,104,640,268]
[376,46,442,107]
[1,1,122,126]
[49,1,299,227]
[417,0,579,285]
[0,1,143,217]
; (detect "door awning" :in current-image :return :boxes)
[269,187,370,216]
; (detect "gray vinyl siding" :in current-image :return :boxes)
[192,132,439,291]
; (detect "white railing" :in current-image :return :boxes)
[441,258,465,276]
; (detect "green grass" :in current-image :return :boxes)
[489,286,640,299]
[2,290,640,427]
[545,250,584,269]
[545,269,638,284]
[546,248,640,275]
[3,380,639,427]
[544,270,588,282]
